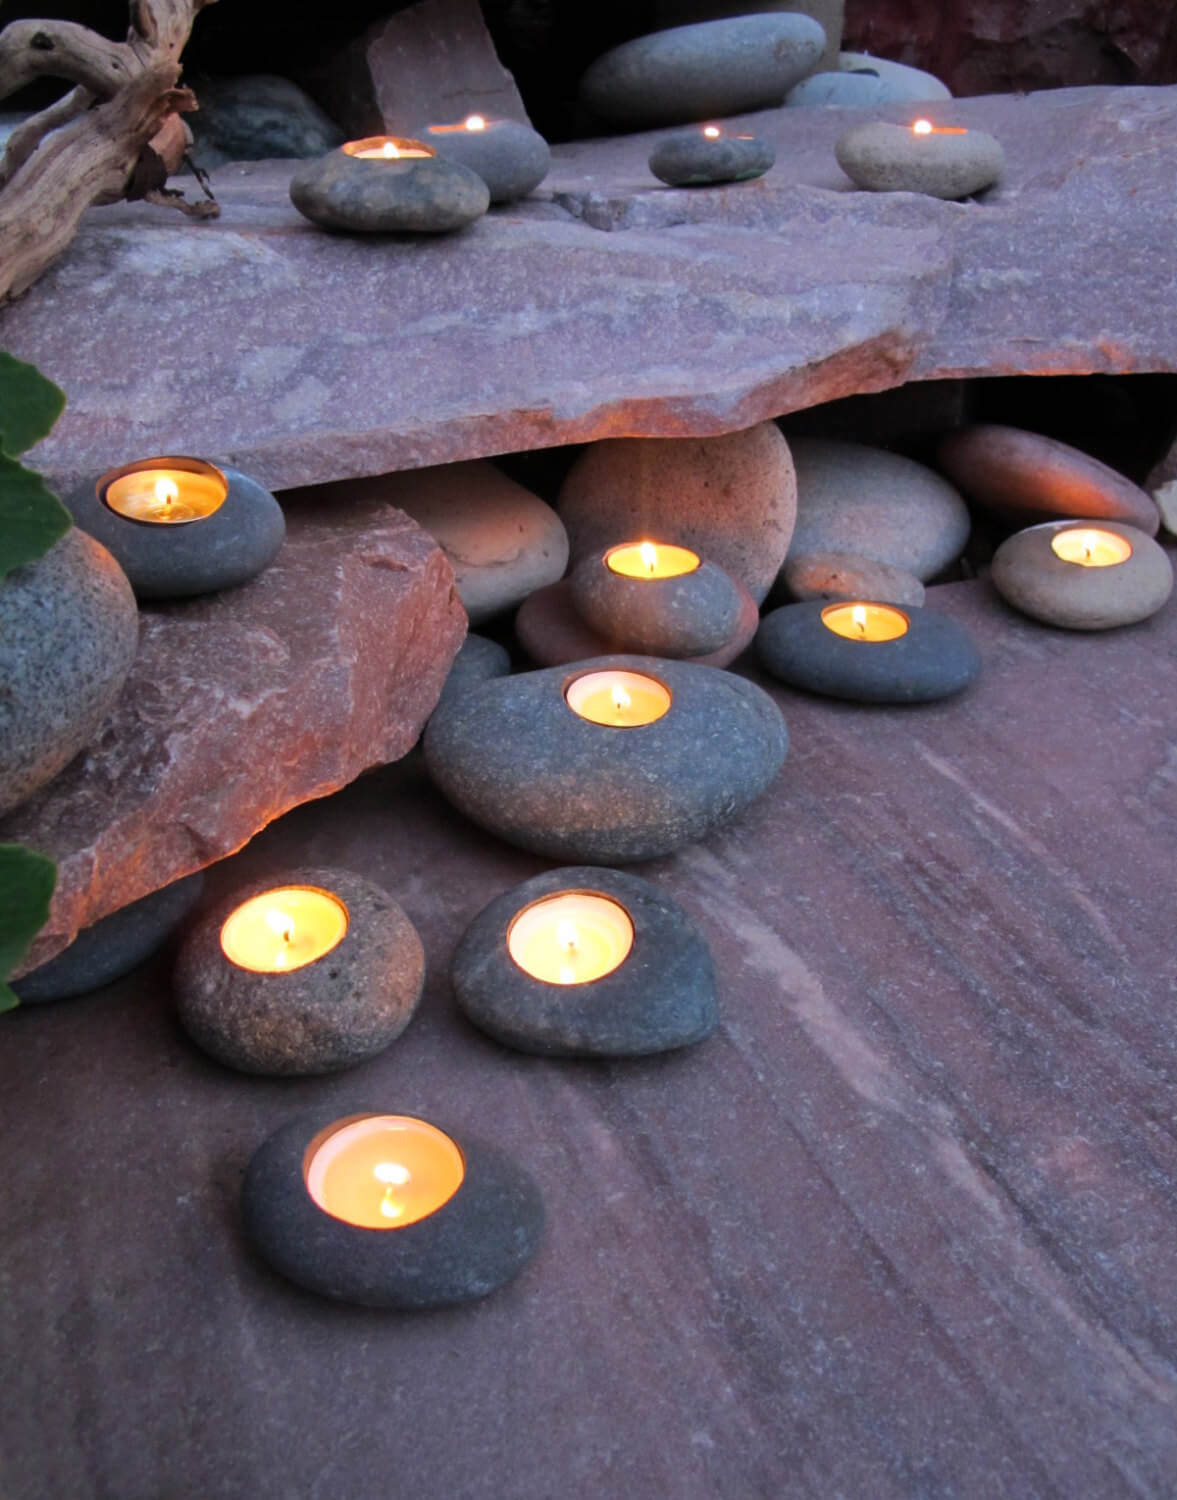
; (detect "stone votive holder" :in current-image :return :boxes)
[242,1106,544,1308]
[648,125,774,187]
[289,137,489,233]
[991,520,1173,630]
[569,542,745,657]
[757,600,981,703]
[174,868,425,1075]
[418,116,551,203]
[452,866,718,1057]
[835,118,1003,199]
[67,456,285,600]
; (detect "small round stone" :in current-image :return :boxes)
[68,461,285,600]
[515,578,759,669]
[939,425,1161,536]
[757,601,981,703]
[788,439,971,582]
[579,13,826,130]
[418,119,550,203]
[174,868,425,1075]
[290,147,489,233]
[242,1107,544,1308]
[835,120,1003,199]
[648,130,774,187]
[452,866,718,1057]
[779,551,926,608]
[787,53,950,109]
[0,528,138,817]
[13,872,205,1005]
[570,546,743,657]
[990,521,1173,631]
[424,656,788,863]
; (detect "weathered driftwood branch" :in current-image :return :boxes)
[0,0,217,303]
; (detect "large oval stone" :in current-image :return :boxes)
[424,655,788,862]
[558,424,796,605]
[290,149,489,233]
[939,424,1161,536]
[787,439,971,582]
[0,529,138,817]
[835,120,1004,199]
[578,14,826,130]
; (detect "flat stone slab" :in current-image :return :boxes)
[5,86,1177,494]
[2,578,1176,1498]
[1,497,465,976]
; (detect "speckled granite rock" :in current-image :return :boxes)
[2,498,465,978]
[779,551,926,607]
[452,866,718,1057]
[67,462,285,600]
[789,439,970,582]
[175,868,424,1075]
[648,131,774,186]
[12,872,204,1005]
[290,147,489,233]
[243,1107,544,1307]
[991,521,1173,631]
[757,600,980,702]
[788,53,950,108]
[515,578,759,669]
[939,425,1161,536]
[434,634,512,716]
[570,547,743,657]
[578,14,826,129]
[836,120,1003,198]
[189,74,344,167]
[419,120,550,203]
[558,426,796,605]
[0,529,138,818]
[424,655,788,862]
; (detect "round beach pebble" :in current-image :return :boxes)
[419,118,550,203]
[578,13,826,130]
[990,520,1173,631]
[68,461,285,600]
[787,53,950,109]
[424,656,788,863]
[0,529,138,818]
[787,439,971,583]
[174,868,424,1075]
[515,577,759,669]
[570,546,743,657]
[757,601,980,703]
[557,424,796,605]
[648,129,774,186]
[290,146,489,233]
[938,425,1161,537]
[452,866,717,1057]
[835,120,1003,199]
[778,551,926,608]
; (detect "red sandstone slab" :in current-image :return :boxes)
[3,87,1175,494]
[1,578,1175,1498]
[0,496,465,975]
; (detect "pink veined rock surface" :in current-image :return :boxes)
[2,497,466,977]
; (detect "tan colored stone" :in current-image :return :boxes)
[781,551,926,607]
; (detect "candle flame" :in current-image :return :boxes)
[465,114,486,131]
[912,119,933,135]
[154,477,179,510]
[612,683,632,714]
[702,125,721,139]
[382,141,400,158]
[264,908,295,942]
[556,919,579,952]
[374,1162,411,1185]
[852,604,867,636]
[639,541,658,573]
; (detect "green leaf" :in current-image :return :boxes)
[0,452,72,579]
[0,843,57,1012]
[0,351,66,457]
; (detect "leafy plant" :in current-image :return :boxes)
[0,350,71,578]
[0,845,57,1012]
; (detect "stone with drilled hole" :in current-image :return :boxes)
[990,521,1173,631]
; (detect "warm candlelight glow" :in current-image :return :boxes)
[605,542,701,580]
[702,125,721,139]
[102,460,228,524]
[304,1115,465,1229]
[565,669,672,727]
[344,135,435,160]
[508,892,635,984]
[465,114,486,131]
[821,602,911,643]
[1050,527,1133,567]
[220,886,348,973]
[911,119,968,136]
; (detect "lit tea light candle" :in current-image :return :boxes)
[1049,527,1134,567]
[821,601,911,642]
[606,541,701,579]
[219,885,349,973]
[304,1114,465,1230]
[911,118,968,136]
[702,125,721,139]
[344,135,435,160]
[508,892,635,985]
[102,459,228,524]
[427,114,489,134]
[565,669,672,727]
